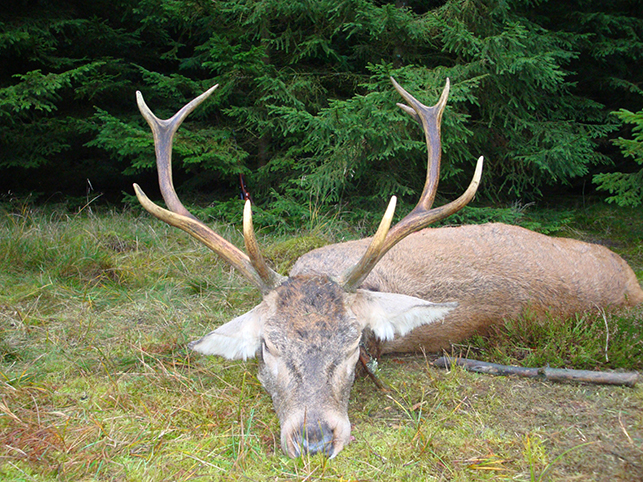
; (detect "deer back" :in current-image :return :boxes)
[291,223,643,353]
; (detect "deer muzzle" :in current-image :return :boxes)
[281,412,352,458]
[292,421,334,457]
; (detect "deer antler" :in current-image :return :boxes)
[133,86,285,294]
[340,78,484,291]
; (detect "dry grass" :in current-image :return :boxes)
[0,202,642,481]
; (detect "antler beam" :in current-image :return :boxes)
[340,78,484,291]
[133,87,285,294]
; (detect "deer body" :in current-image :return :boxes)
[292,222,643,354]
[133,80,642,459]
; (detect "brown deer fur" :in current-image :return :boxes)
[292,223,643,355]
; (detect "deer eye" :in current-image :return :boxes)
[348,345,360,364]
[262,338,280,356]
[262,341,280,377]
[263,340,279,356]
[346,341,360,357]
[332,345,360,381]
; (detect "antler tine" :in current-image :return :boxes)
[134,87,284,294]
[340,78,483,292]
[391,77,450,212]
[134,183,270,291]
[338,196,397,291]
[243,200,287,289]
[136,85,220,220]
[383,78,483,254]
[382,155,483,255]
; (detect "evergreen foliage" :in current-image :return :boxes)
[530,0,643,207]
[1,0,642,220]
[594,108,643,207]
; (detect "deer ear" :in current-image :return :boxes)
[188,305,264,360]
[349,290,457,341]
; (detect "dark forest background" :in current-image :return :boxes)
[1,0,642,223]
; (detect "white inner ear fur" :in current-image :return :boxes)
[188,304,266,360]
[348,289,457,341]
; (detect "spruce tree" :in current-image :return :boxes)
[1,0,641,219]
[594,108,643,207]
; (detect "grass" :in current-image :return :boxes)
[0,198,642,481]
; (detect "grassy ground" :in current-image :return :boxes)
[0,199,642,481]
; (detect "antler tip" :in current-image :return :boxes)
[132,183,149,202]
[463,156,485,200]
[243,198,252,218]
[243,199,255,240]
[438,79,450,107]
[474,155,484,181]
[385,195,397,219]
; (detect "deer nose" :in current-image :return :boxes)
[293,421,334,457]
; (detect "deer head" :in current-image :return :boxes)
[133,79,483,458]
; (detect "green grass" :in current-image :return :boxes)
[1,199,642,480]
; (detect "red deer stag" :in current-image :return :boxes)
[133,79,643,459]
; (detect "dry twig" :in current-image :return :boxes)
[434,357,638,387]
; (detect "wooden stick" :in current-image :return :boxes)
[434,357,639,387]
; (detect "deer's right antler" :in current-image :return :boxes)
[339,78,484,292]
[133,86,285,294]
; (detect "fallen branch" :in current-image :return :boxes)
[434,357,639,387]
